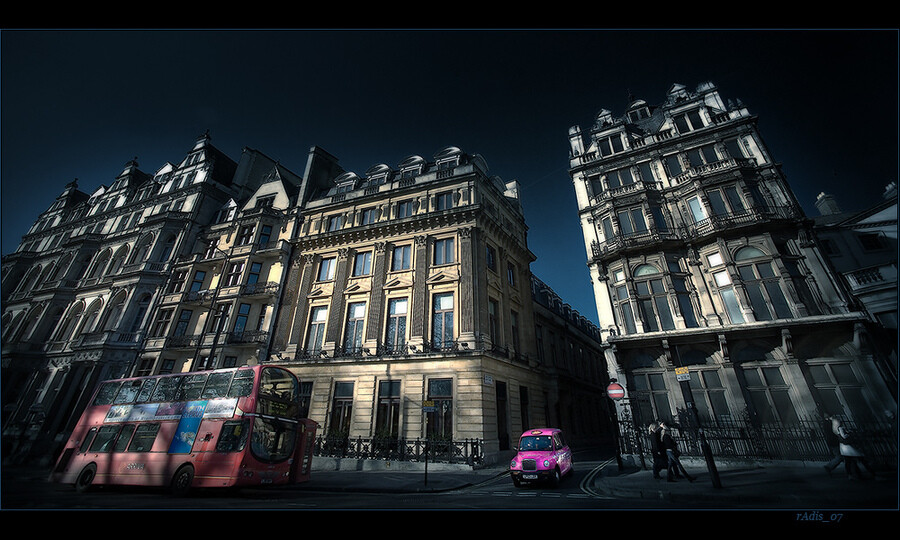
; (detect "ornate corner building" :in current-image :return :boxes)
[2,139,611,466]
[567,82,897,433]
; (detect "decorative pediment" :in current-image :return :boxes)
[384,275,413,290]
[426,270,459,285]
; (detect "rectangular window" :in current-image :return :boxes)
[344,302,366,353]
[637,161,655,183]
[432,293,454,349]
[687,197,707,223]
[211,303,231,334]
[353,251,372,276]
[714,271,746,324]
[664,154,683,177]
[507,262,517,287]
[190,270,207,292]
[615,285,637,335]
[597,133,625,156]
[327,215,344,231]
[392,244,411,271]
[225,261,244,287]
[489,299,500,344]
[318,257,336,281]
[173,309,193,337]
[237,225,254,245]
[375,380,401,438]
[151,309,174,338]
[426,378,453,439]
[607,166,634,188]
[330,382,354,436]
[434,238,455,265]
[361,208,377,225]
[258,225,273,248]
[435,192,453,211]
[511,310,521,352]
[486,244,497,272]
[246,262,263,285]
[396,200,413,218]
[167,270,187,294]
[233,303,251,334]
[385,298,408,352]
[306,306,327,353]
[617,208,647,236]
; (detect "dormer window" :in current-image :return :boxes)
[256,195,275,209]
[627,107,650,122]
[673,109,705,134]
[596,133,625,157]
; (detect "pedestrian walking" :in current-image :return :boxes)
[832,417,875,479]
[647,422,666,480]
[822,413,843,475]
[659,421,694,483]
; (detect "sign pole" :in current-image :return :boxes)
[674,366,722,488]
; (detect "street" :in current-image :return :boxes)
[3,460,666,510]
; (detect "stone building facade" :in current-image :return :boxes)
[567,82,897,433]
[269,146,610,463]
[2,140,609,466]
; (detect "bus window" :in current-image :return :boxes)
[127,423,160,452]
[113,380,143,404]
[176,374,208,401]
[79,427,99,453]
[229,369,254,397]
[93,382,122,405]
[89,425,121,453]
[113,424,137,452]
[258,368,299,418]
[216,419,250,453]
[136,378,159,403]
[151,376,184,402]
[250,417,297,463]
[202,371,234,399]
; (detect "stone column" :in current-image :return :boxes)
[365,242,388,345]
[324,248,352,353]
[458,227,477,348]
[280,253,316,355]
[409,235,429,348]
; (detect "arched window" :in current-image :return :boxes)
[632,264,675,332]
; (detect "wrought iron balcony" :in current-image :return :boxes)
[227,330,269,344]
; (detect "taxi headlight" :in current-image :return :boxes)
[543,460,551,468]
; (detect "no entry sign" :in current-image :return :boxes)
[606,382,625,400]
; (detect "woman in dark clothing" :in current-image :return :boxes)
[659,422,695,483]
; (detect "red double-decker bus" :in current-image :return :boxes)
[49,365,316,496]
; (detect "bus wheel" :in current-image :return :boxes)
[74,464,96,493]
[170,465,194,497]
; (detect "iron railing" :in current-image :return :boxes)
[619,408,898,469]
[314,435,483,466]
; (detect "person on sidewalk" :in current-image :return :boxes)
[659,421,694,483]
[647,422,666,480]
[832,417,875,480]
[822,413,843,475]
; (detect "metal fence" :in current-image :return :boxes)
[314,435,484,466]
[618,409,898,470]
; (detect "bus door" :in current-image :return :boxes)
[290,419,318,483]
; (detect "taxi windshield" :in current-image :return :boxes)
[519,435,553,451]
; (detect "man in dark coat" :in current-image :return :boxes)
[647,422,665,480]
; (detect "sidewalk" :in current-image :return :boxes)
[589,457,898,508]
[302,456,898,508]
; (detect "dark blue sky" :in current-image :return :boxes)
[2,29,897,324]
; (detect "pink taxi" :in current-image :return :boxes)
[509,428,573,487]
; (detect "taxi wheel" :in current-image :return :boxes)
[512,476,522,488]
[549,468,561,487]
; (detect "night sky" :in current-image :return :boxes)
[2,29,897,324]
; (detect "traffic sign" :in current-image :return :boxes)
[606,382,625,400]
